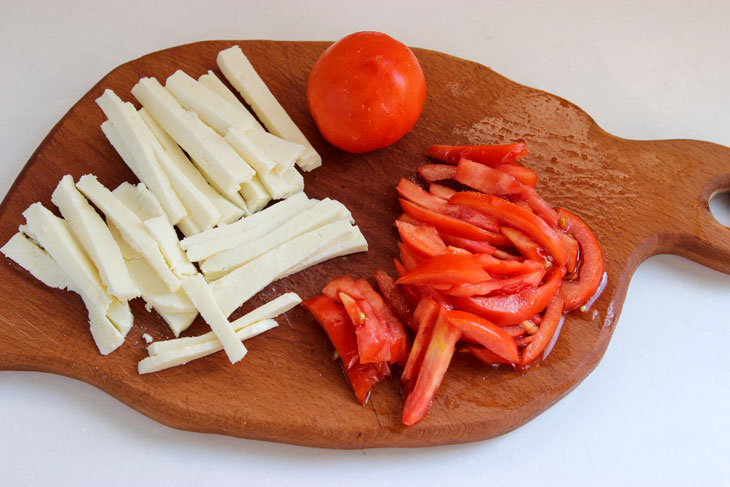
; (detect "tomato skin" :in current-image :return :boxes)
[307,31,426,153]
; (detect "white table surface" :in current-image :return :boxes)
[2,1,729,485]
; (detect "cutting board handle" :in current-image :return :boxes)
[645,138,730,274]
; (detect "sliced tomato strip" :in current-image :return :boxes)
[402,307,462,426]
[439,233,497,255]
[399,198,502,243]
[396,253,490,287]
[521,294,565,366]
[446,267,546,297]
[355,279,409,366]
[375,270,413,326]
[396,178,449,212]
[398,242,425,271]
[429,183,457,200]
[450,192,568,265]
[396,221,449,257]
[557,208,605,311]
[417,164,457,183]
[475,253,544,276]
[302,295,388,404]
[501,226,546,263]
[453,266,566,326]
[494,163,537,187]
[426,143,528,165]
[455,157,525,195]
[558,231,579,274]
[338,292,391,363]
[393,259,421,311]
[400,298,440,395]
[446,310,519,363]
[463,344,515,365]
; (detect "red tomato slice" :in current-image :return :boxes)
[494,163,537,188]
[446,267,546,297]
[439,233,497,255]
[521,294,565,366]
[417,164,457,183]
[557,208,606,311]
[429,183,457,200]
[402,307,462,426]
[450,192,568,265]
[501,226,546,263]
[475,253,544,276]
[339,292,391,363]
[396,178,449,212]
[396,221,449,257]
[426,143,528,165]
[302,295,389,404]
[400,297,440,395]
[558,231,579,274]
[446,310,520,364]
[400,198,505,243]
[463,344,516,365]
[355,278,410,366]
[396,253,491,287]
[375,270,413,326]
[453,266,566,326]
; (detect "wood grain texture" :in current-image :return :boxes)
[1,40,729,449]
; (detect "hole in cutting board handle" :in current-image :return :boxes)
[709,190,730,228]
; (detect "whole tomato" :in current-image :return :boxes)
[307,31,427,153]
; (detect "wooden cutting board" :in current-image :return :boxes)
[1,40,729,449]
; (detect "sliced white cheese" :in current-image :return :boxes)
[155,309,198,337]
[177,217,202,238]
[76,175,180,292]
[238,175,271,213]
[181,274,246,363]
[243,129,304,171]
[256,167,299,200]
[147,292,300,355]
[198,70,251,113]
[143,216,196,278]
[139,108,245,225]
[131,77,255,194]
[278,225,368,279]
[181,191,308,249]
[225,127,277,174]
[138,318,276,374]
[96,90,187,224]
[22,203,123,354]
[217,45,322,171]
[51,174,139,300]
[166,70,259,135]
[201,198,352,278]
[213,219,353,317]
[279,166,305,195]
[111,181,165,221]
[184,193,314,262]
[106,298,134,336]
[1,232,69,290]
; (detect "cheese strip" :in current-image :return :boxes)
[51,175,139,300]
[166,70,260,135]
[112,181,165,220]
[147,292,300,355]
[238,175,271,213]
[225,127,277,174]
[77,175,180,292]
[213,219,353,317]
[278,226,368,279]
[96,90,187,224]
[243,129,304,171]
[181,274,246,363]
[156,309,198,337]
[143,216,197,278]
[280,166,305,195]
[138,319,276,374]
[139,108,244,225]
[22,203,124,354]
[181,191,309,254]
[185,196,315,263]
[131,77,255,194]
[177,217,202,238]
[217,46,322,171]
[198,70,252,113]
[1,232,70,290]
[201,198,352,278]
[106,299,134,336]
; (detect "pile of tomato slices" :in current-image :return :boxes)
[304,142,606,426]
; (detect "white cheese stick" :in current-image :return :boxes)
[257,167,299,200]
[225,127,277,174]
[217,45,322,171]
[106,299,134,336]
[131,77,255,194]
[112,181,165,220]
[143,216,197,278]
[138,319,276,374]
[280,166,305,195]
[238,175,271,213]
[213,219,353,317]
[181,274,246,363]
[243,129,304,171]
[166,70,260,135]
[77,175,180,292]
[147,292,300,355]
[198,70,252,114]
[184,194,314,262]
[96,90,187,224]
[177,217,202,238]
[1,232,70,290]
[139,108,244,225]
[22,203,124,354]
[278,226,368,279]
[181,191,309,252]
[156,309,198,337]
[51,175,139,300]
[201,198,352,278]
